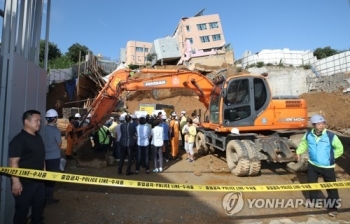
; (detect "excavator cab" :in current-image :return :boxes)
[209,75,270,127]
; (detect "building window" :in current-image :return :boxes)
[144,48,149,53]
[186,25,190,32]
[209,22,219,29]
[197,23,207,30]
[200,36,210,43]
[186,38,193,44]
[212,34,221,41]
[136,47,143,52]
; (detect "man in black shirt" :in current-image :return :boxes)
[8,110,46,224]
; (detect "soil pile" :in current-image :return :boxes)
[300,91,350,132]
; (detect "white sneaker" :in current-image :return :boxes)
[159,168,163,173]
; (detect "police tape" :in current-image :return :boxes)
[1,167,350,192]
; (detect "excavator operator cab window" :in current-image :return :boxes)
[254,78,267,111]
[209,83,222,124]
[223,78,252,124]
[225,79,250,105]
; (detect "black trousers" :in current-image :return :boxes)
[180,132,185,148]
[13,181,45,224]
[163,140,170,160]
[118,145,134,174]
[45,158,60,201]
[136,145,150,171]
[307,162,340,209]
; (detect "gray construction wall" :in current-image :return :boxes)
[248,67,350,96]
[248,67,313,96]
[0,53,47,224]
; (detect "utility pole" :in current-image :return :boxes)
[77,50,81,107]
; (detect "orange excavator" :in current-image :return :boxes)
[76,68,308,176]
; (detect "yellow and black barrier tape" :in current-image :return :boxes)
[1,167,350,192]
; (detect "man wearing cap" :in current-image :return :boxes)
[43,109,62,205]
[179,110,187,148]
[82,113,91,127]
[296,114,343,217]
[73,113,81,128]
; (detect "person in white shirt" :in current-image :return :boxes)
[114,115,125,162]
[151,119,164,173]
[136,116,151,174]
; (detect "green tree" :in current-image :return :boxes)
[313,46,338,59]
[39,40,62,63]
[48,55,72,69]
[66,43,90,63]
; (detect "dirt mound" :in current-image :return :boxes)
[125,94,206,116]
[300,91,350,131]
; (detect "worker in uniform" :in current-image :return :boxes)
[179,110,187,148]
[296,114,343,217]
[65,115,76,159]
[169,112,180,160]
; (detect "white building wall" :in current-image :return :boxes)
[242,49,350,77]
[242,49,316,67]
[313,51,350,76]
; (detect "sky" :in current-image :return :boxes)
[3,0,350,61]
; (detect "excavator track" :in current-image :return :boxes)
[241,140,261,176]
[226,140,250,176]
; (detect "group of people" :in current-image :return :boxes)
[7,108,344,222]
[109,110,199,175]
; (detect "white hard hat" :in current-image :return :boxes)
[171,111,177,117]
[132,114,138,119]
[310,114,325,124]
[46,109,58,118]
[161,115,166,120]
[74,113,81,118]
[119,115,125,121]
[87,113,92,118]
[231,128,240,135]
[181,110,186,114]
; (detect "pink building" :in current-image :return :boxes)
[173,13,226,63]
[124,41,153,66]
[120,10,229,66]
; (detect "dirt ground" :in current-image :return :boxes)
[44,137,350,223]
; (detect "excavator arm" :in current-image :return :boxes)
[75,68,214,148]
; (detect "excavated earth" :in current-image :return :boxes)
[44,69,350,223]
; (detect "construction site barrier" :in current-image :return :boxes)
[1,167,350,192]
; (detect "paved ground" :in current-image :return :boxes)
[44,143,350,224]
